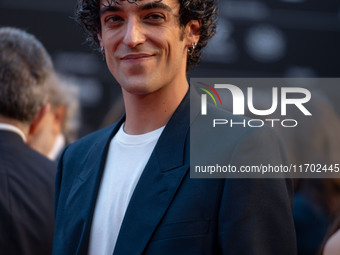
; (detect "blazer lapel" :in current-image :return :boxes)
[63,117,126,254]
[113,93,190,255]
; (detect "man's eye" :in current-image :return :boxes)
[145,14,165,23]
[105,16,124,24]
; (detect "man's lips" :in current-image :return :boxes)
[120,53,155,61]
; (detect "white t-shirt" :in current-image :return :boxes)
[88,124,165,255]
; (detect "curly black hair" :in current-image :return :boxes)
[74,0,217,71]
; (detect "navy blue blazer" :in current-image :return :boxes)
[53,92,297,254]
[0,130,56,255]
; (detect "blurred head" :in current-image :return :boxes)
[0,27,53,125]
[45,74,80,142]
[74,0,217,71]
[28,73,81,158]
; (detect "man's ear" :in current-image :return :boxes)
[52,105,66,134]
[29,103,50,135]
[97,32,103,47]
[185,20,201,46]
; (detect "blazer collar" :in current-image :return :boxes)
[0,129,26,145]
[0,124,26,143]
[77,116,125,182]
[65,116,126,254]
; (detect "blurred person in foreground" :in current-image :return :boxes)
[28,73,81,161]
[0,27,57,254]
[52,0,297,254]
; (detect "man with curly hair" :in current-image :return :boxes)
[52,0,297,254]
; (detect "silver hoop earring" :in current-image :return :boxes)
[100,47,105,59]
[188,42,197,56]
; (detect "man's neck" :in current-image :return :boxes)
[122,81,189,135]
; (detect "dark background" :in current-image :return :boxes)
[1,0,339,136]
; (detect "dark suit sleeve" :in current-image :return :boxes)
[54,146,67,217]
[217,126,297,254]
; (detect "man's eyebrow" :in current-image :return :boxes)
[139,2,172,13]
[100,1,172,16]
[100,5,123,16]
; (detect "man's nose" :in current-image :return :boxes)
[123,18,145,48]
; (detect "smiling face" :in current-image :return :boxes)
[98,0,197,96]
